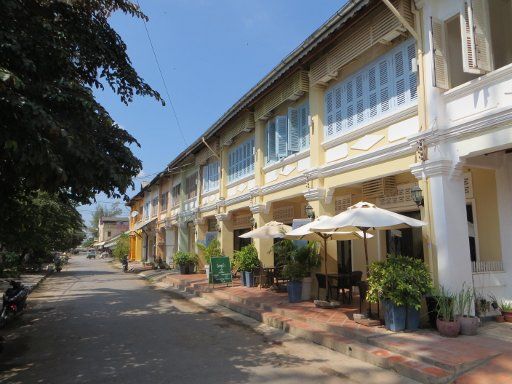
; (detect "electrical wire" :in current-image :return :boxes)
[135,0,188,147]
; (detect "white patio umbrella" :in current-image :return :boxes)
[239,221,292,239]
[284,216,373,301]
[310,202,427,276]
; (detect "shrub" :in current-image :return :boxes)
[174,251,198,267]
[196,238,222,264]
[234,244,259,272]
[367,254,433,310]
[112,234,130,260]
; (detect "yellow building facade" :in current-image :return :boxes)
[129,0,512,299]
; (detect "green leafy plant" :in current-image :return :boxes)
[436,286,456,321]
[174,251,198,267]
[112,234,130,260]
[196,238,222,264]
[275,242,320,282]
[234,244,259,272]
[500,300,512,312]
[455,284,474,317]
[272,239,296,268]
[367,254,433,310]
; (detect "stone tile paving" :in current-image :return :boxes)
[153,272,512,383]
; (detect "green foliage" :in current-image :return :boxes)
[174,251,198,267]
[0,0,161,250]
[367,254,433,310]
[196,238,222,264]
[500,300,512,312]
[234,244,260,272]
[455,283,474,317]
[435,286,456,321]
[274,241,320,282]
[272,239,296,268]
[112,234,130,260]
[0,251,22,276]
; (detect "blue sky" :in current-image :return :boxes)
[79,0,346,227]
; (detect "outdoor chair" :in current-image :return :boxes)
[315,273,336,300]
[334,273,353,304]
[350,271,363,301]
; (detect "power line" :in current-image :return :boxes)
[136,0,188,147]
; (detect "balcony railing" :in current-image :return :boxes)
[472,260,504,273]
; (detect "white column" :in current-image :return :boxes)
[496,153,512,296]
[412,160,473,293]
[165,228,174,264]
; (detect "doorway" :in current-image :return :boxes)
[337,241,352,273]
[386,210,424,260]
[233,228,251,252]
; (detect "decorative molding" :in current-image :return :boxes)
[263,150,310,173]
[215,213,231,222]
[260,175,308,196]
[226,174,255,189]
[216,197,226,208]
[222,192,252,207]
[303,188,326,202]
[193,217,205,225]
[319,141,414,178]
[250,203,271,214]
[351,134,385,151]
[325,187,335,204]
[410,160,458,179]
[280,164,296,176]
[199,203,217,214]
[321,106,417,150]
[443,63,512,102]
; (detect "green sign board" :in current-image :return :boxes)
[210,256,232,285]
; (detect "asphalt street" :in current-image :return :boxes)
[0,255,417,384]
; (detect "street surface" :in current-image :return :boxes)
[0,256,417,384]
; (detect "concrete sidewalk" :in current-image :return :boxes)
[129,269,512,384]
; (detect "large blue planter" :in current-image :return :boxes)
[406,306,420,331]
[287,281,302,303]
[383,299,406,332]
[244,271,254,287]
[240,271,246,286]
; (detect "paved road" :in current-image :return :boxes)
[0,256,417,384]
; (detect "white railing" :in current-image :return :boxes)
[472,260,504,273]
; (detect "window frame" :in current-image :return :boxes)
[202,160,220,193]
[228,138,255,183]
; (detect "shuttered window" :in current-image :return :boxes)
[324,40,417,140]
[202,161,219,193]
[171,184,181,207]
[265,102,309,164]
[185,174,197,200]
[228,138,255,183]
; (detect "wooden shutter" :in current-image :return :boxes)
[202,164,209,192]
[287,107,299,153]
[266,120,276,163]
[299,103,309,150]
[431,17,449,89]
[275,116,288,158]
[461,0,493,74]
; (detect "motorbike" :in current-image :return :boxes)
[0,281,29,328]
[54,257,62,272]
[121,257,129,273]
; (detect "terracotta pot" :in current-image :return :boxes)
[459,316,480,336]
[496,315,505,323]
[504,314,512,323]
[436,318,460,337]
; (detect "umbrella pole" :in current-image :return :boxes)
[362,228,372,318]
[324,236,329,301]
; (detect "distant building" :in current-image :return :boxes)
[97,217,129,244]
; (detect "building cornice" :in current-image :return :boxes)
[215,213,231,222]
[303,188,326,202]
[410,159,463,180]
[259,174,308,196]
[249,203,271,214]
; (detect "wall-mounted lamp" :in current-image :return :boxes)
[249,217,256,229]
[305,203,315,220]
[411,185,424,207]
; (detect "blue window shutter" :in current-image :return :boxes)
[288,107,300,153]
[407,42,418,100]
[299,103,309,150]
[202,164,209,192]
[275,116,288,158]
[393,47,407,107]
[266,120,276,163]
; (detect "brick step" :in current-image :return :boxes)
[187,286,454,384]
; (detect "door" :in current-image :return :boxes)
[233,228,251,252]
[337,240,352,273]
[386,210,424,260]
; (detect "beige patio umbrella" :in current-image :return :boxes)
[285,216,373,301]
[239,221,292,239]
[310,202,427,276]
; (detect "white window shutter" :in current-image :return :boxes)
[202,165,209,192]
[431,17,450,89]
[266,120,276,163]
[461,1,492,74]
[275,116,288,158]
[287,107,300,153]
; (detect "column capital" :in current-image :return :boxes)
[410,160,464,180]
[249,203,270,214]
[215,212,231,222]
[193,217,205,226]
[303,187,326,202]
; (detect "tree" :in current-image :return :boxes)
[88,202,123,238]
[0,0,161,250]
[112,233,130,260]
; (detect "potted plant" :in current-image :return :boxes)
[500,300,512,322]
[293,243,320,301]
[282,260,306,303]
[436,287,460,337]
[174,251,198,275]
[235,244,259,287]
[197,239,222,282]
[367,254,433,332]
[455,285,480,335]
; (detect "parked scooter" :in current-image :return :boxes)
[121,256,129,273]
[54,256,62,272]
[0,281,29,328]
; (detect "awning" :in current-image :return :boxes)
[133,217,157,231]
